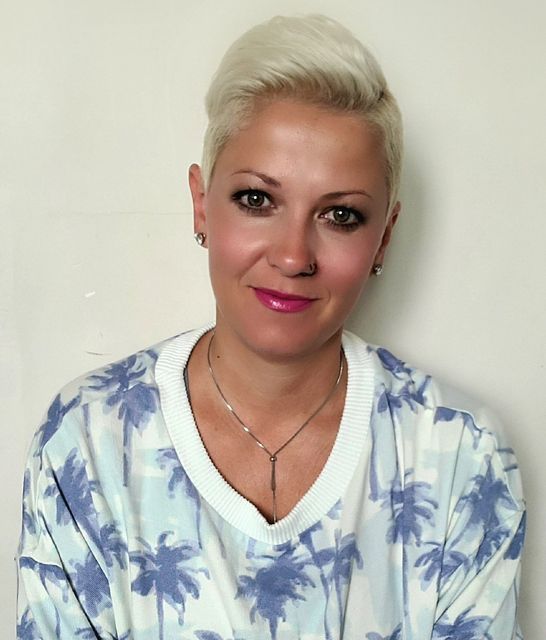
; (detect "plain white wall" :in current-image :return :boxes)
[2,0,545,637]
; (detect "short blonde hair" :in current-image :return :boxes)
[202,14,403,213]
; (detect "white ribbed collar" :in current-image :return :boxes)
[155,325,375,544]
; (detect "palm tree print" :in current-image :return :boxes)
[326,530,363,628]
[19,557,69,602]
[158,447,202,546]
[497,446,519,472]
[19,557,67,637]
[76,627,133,639]
[34,393,80,462]
[17,607,39,640]
[433,407,483,449]
[327,499,342,520]
[370,373,430,503]
[377,377,430,418]
[87,355,159,485]
[366,624,402,640]
[46,456,127,571]
[98,522,128,569]
[375,348,413,380]
[432,606,492,639]
[476,525,513,570]
[415,541,469,590]
[44,448,103,552]
[245,538,257,560]
[144,347,159,361]
[299,524,363,636]
[373,347,432,413]
[453,456,516,552]
[378,469,437,613]
[368,407,382,501]
[195,632,230,640]
[236,541,315,639]
[71,551,112,618]
[504,511,526,560]
[76,628,101,638]
[130,531,209,640]
[380,470,438,546]
[20,471,36,550]
[299,522,334,640]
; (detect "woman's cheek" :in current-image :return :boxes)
[330,241,375,282]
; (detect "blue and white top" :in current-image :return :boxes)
[16,326,525,639]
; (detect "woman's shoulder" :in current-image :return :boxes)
[28,327,204,461]
[344,329,510,432]
[344,330,524,508]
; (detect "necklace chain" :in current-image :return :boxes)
[206,332,344,523]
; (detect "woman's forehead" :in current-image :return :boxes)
[213,100,388,198]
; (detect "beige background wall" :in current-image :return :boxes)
[2,0,545,637]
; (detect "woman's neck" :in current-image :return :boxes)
[191,322,346,432]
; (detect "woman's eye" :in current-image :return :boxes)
[323,206,364,229]
[232,189,272,210]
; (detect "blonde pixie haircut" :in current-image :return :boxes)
[202,14,403,215]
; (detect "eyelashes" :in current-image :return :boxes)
[322,207,364,230]
[231,188,366,231]
[232,189,272,211]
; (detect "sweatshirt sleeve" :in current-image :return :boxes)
[16,394,118,640]
[430,412,526,640]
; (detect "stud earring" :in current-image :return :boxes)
[372,264,383,276]
[194,232,206,247]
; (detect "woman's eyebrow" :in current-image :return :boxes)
[322,189,373,201]
[230,171,373,200]
[231,170,281,187]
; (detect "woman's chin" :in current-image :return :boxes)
[216,318,343,363]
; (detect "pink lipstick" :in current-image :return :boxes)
[253,288,315,313]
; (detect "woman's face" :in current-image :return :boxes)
[189,99,399,360]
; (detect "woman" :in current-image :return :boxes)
[17,14,525,640]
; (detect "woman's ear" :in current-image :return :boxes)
[374,201,401,266]
[188,163,207,236]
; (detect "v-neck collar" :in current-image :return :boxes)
[155,325,375,544]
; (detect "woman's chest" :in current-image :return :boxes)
[108,505,417,640]
[193,409,340,523]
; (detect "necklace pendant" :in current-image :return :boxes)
[270,456,277,491]
[270,457,278,524]
[207,331,344,528]
[270,456,278,523]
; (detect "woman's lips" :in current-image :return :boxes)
[253,287,316,313]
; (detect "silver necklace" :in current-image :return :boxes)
[206,332,344,523]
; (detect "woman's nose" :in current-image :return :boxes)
[267,218,317,277]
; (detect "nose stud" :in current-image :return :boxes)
[302,263,317,276]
